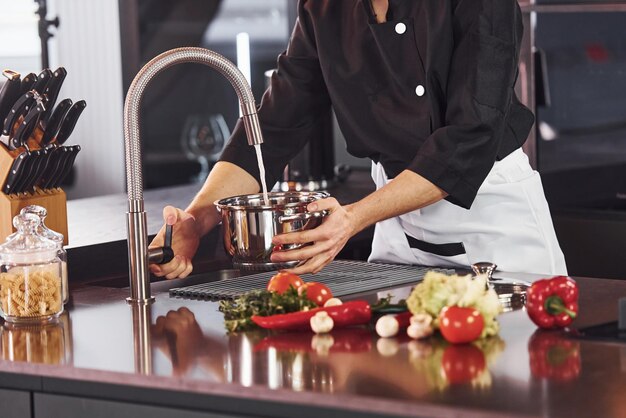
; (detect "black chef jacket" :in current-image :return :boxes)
[219,0,535,209]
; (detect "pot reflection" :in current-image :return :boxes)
[0,311,73,365]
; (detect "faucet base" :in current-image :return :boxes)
[126,297,155,305]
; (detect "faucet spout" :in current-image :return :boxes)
[123,47,264,303]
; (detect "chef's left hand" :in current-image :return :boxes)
[270,197,357,274]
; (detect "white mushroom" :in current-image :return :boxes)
[323,297,343,307]
[375,315,400,338]
[310,311,334,334]
[407,313,434,339]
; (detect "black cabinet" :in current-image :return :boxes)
[33,393,255,418]
[0,388,31,418]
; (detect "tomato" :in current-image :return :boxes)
[266,272,304,294]
[441,344,486,384]
[298,282,333,306]
[438,306,484,344]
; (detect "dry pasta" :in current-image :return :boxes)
[0,268,62,320]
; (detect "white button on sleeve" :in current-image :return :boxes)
[415,85,425,97]
[395,22,407,35]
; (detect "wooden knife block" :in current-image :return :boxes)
[0,144,68,245]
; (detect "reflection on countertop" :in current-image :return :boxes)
[1,272,625,417]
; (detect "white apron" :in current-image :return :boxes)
[368,149,567,276]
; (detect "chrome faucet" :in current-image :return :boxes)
[123,47,264,303]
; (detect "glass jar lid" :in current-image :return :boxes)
[20,205,64,244]
[0,213,59,264]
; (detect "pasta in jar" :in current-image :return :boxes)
[0,266,63,320]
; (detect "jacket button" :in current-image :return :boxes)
[395,22,407,34]
[415,85,425,97]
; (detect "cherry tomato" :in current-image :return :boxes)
[298,282,333,306]
[441,344,486,384]
[266,272,304,294]
[438,306,484,344]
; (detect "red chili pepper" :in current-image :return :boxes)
[254,328,373,353]
[251,300,371,331]
[526,276,579,329]
[528,330,581,381]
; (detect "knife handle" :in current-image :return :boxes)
[56,100,86,145]
[20,73,38,95]
[2,152,29,195]
[53,144,81,189]
[2,91,36,136]
[41,67,67,126]
[32,69,52,96]
[41,98,72,147]
[0,70,23,125]
[11,102,45,151]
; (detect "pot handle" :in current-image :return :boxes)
[279,210,329,224]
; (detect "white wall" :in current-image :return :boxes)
[48,0,125,199]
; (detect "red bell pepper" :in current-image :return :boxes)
[526,276,579,329]
[528,330,581,381]
[251,300,371,331]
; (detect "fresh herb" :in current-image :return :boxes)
[219,287,317,332]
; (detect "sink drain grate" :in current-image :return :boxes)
[169,260,453,300]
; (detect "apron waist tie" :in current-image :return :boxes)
[404,234,466,257]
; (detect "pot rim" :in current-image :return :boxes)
[214,191,329,211]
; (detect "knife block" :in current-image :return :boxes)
[0,189,68,245]
[0,140,69,245]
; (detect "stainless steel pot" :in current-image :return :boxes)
[215,191,329,271]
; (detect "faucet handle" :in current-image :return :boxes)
[148,224,174,265]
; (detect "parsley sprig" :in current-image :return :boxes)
[219,287,317,332]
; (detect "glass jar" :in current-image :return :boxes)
[0,213,64,323]
[20,205,69,304]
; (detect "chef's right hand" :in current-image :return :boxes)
[149,205,201,279]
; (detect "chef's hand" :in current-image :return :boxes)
[270,197,357,274]
[149,206,201,279]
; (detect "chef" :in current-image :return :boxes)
[149,0,567,279]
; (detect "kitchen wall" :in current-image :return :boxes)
[48,0,126,199]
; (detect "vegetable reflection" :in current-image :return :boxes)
[408,336,505,390]
[528,330,581,381]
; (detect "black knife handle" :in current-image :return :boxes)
[20,73,38,95]
[0,70,23,127]
[41,98,72,147]
[11,102,45,151]
[54,145,81,188]
[56,100,86,145]
[41,67,67,126]
[22,148,50,193]
[13,149,43,194]
[41,146,69,190]
[32,69,52,96]
[3,152,30,195]
[38,146,65,189]
[2,91,36,136]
